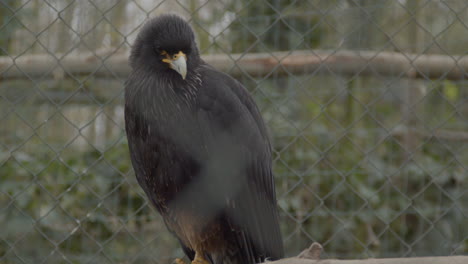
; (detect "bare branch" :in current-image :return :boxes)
[265,256,468,264]
[262,243,468,264]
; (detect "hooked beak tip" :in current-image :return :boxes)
[169,55,187,80]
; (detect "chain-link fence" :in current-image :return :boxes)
[1,0,467,263]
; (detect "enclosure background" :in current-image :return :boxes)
[1,0,467,263]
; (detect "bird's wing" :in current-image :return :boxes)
[124,96,159,208]
[125,109,197,261]
[195,65,284,262]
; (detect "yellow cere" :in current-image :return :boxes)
[161,51,186,64]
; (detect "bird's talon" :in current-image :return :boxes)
[191,259,209,264]
[191,254,210,264]
[174,258,187,264]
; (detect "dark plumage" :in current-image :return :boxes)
[124,14,283,264]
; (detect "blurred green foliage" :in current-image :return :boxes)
[0,0,18,56]
[1,75,466,263]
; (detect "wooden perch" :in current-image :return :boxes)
[0,49,467,80]
[263,242,468,264]
[391,125,468,142]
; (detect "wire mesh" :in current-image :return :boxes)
[1,0,467,263]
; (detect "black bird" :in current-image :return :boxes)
[124,14,283,264]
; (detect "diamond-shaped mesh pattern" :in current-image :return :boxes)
[1,0,467,262]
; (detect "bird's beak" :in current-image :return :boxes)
[162,51,187,80]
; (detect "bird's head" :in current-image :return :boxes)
[130,14,200,80]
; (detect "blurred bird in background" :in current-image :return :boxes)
[124,14,283,264]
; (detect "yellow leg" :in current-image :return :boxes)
[191,251,209,264]
[174,258,186,264]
